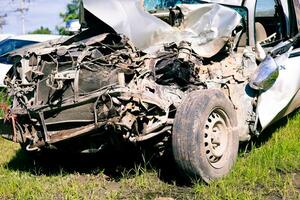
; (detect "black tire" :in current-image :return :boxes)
[172,89,239,183]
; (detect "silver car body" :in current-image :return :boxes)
[257,48,300,129]
[83,0,242,57]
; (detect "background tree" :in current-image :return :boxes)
[57,0,80,35]
[29,26,51,34]
[0,14,7,33]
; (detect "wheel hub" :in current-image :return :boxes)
[204,109,230,169]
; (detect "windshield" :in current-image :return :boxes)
[144,0,200,10]
[0,39,38,56]
[143,0,242,10]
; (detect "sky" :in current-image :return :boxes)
[0,0,69,34]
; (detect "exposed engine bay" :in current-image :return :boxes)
[3,30,256,152]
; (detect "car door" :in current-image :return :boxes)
[256,0,300,130]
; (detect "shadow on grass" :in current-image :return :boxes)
[7,110,296,186]
[5,145,139,178]
[4,142,190,185]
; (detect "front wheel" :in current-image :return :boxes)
[172,89,239,183]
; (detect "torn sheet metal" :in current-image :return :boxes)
[177,3,242,57]
[82,0,174,51]
[82,0,241,57]
[257,49,300,130]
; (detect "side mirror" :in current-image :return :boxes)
[249,55,279,91]
[65,19,81,33]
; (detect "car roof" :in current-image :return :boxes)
[7,34,65,42]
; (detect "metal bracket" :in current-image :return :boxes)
[38,112,50,143]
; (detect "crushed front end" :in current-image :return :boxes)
[3,34,190,152]
[2,2,257,153]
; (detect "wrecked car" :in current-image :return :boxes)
[1,0,300,183]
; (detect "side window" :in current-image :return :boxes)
[254,0,286,45]
[255,0,276,17]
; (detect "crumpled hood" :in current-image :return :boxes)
[82,0,242,58]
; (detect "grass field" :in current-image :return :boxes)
[0,90,299,199]
[0,89,9,118]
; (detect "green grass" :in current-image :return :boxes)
[194,112,300,200]
[0,89,299,199]
[0,89,10,119]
